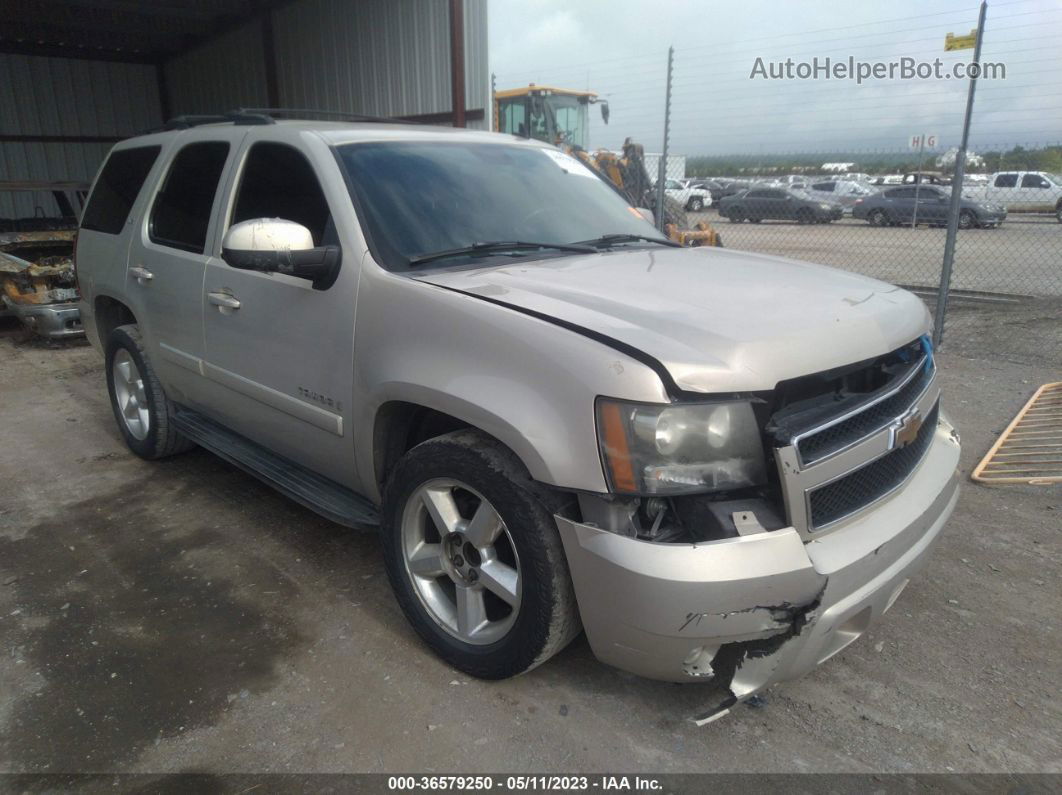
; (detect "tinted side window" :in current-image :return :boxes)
[150,142,230,253]
[231,143,331,245]
[746,190,766,198]
[994,173,1017,188]
[1021,174,1048,188]
[811,182,834,192]
[81,146,161,234]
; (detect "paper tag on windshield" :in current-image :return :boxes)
[541,148,598,179]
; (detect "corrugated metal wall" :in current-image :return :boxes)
[167,0,489,127]
[0,54,162,218]
[1,0,489,219]
[164,22,270,116]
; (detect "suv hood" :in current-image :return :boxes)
[415,246,930,393]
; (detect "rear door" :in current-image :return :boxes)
[914,186,949,223]
[127,131,246,405]
[762,189,788,219]
[990,172,1019,209]
[886,187,916,221]
[200,133,359,486]
[77,143,164,346]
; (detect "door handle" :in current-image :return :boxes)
[208,291,241,311]
[130,266,153,283]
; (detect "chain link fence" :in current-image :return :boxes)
[494,3,1062,366]
[655,147,1062,364]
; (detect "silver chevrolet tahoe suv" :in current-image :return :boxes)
[76,115,960,722]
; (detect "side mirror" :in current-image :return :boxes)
[221,218,340,290]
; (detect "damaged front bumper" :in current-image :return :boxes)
[555,414,960,723]
[5,299,83,338]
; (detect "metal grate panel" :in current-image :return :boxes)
[972,382,1062,485]
[809,402,939,529]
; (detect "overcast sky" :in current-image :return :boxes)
[488,0,1062,156]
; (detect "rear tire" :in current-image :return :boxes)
[687,197,704,212]
[105,324,195,460]
[1055,203,1061,223]
[380,429,581,679]
[868,209,888,227]
[727,208,745,223]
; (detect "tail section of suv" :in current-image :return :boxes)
[77,115,959,719]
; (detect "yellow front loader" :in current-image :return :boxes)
[493,84,721,247]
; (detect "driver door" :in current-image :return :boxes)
[198,136,359,486]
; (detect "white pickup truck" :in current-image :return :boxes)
[962,171,1062,221]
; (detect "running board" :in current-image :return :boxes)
[173,409,379,528]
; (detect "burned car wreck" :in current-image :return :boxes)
[0,182,85,339]
[0,230,82,339]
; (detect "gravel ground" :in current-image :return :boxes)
[0,317,1059,775]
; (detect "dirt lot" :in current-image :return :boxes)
[0,319,1059,775]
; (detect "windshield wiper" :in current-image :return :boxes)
[572,233,681,249]
[408,240,595,268]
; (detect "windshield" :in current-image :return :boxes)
[336,141,658,269]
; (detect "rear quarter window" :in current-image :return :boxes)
[81,146,161,234]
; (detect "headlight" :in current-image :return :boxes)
[596,398,767,495]
[819,203,832,209]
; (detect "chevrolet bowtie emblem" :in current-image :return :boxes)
[892,409,924,449]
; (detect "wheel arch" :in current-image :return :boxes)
[370,395,552,500]
[94,294,137,346]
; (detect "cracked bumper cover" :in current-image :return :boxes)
[555,414,961,715]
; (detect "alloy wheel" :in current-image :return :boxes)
[400,479,522,645]
[112,349,150,440]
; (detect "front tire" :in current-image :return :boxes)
[958,209,976,229]
[687,197,704,212]
[868,209,888,227]
[105,324,194,460]
[381,430,581,679]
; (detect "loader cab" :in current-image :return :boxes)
[494,85,608,151]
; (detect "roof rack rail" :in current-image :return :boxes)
[234,107,421,125]
[156,111,275,132]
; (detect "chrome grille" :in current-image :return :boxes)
[808,402,938,528]
[796,360,934,465]
[772,339,942,536]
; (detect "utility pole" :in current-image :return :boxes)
[911,135,926,228]
[654,46,674,233]
[934,0,988,348]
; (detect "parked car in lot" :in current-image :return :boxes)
[961,171,1062,221]
[661,178,711,211]
[718,187,842,224]
[852,185,1006,229]
[76,115,959,721]
[803,180,876,214]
